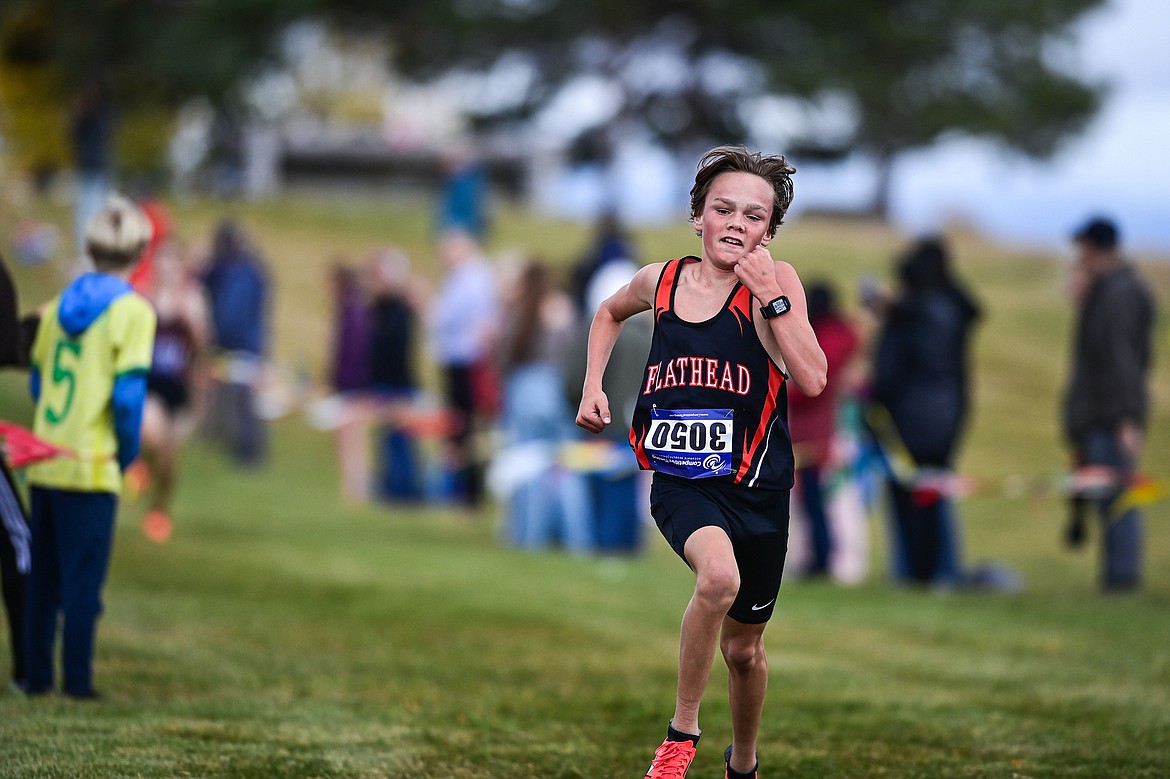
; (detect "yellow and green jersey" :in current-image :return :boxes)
[28,276,156,493]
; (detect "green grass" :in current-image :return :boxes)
[1,192,1169,778]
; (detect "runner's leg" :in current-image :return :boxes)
[721,617,768,774]
[672,525,740,735]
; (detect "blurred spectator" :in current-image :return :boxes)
[327,260,373,504]
[126,191,175,296]
[208,112,246,197]
[327,250,429,505]
[428,230,501,507]
[200,220,270,466]
[570,211,638,310]
[492,261,589,551]
[13,219,60,268]
[564,261,652,554]
[24,195,156,698]
[131,237,211,543]
[70,77,115,272]
[1,252,31,692]
[366,248,425,502]
[1,253,20,367]
[788,281,861,578]
[436,143,490,239]
[328,262,371,396]
[1062,217,1157,591]
[872,237,980,586]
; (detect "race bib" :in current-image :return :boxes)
[645,408,734,479]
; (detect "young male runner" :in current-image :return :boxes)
[577,146,826,778]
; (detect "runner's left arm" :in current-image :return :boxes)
[735,247,826,397]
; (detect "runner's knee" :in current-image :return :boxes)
[695,564,740,610]
[721,631,765,673]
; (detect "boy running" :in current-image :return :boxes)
[577,146,826,778]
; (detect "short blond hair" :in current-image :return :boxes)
[85,193,152,270]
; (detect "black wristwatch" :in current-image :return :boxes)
[760,295,791,319]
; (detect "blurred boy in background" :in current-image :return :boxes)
[24,195,156,698]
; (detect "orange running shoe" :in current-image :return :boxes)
[645,738,697,778]
[123,460,151,499]
[142,510,173,544]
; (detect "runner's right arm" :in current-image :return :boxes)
[576,262,660,433]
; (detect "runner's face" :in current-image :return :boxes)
[694,171,774,268]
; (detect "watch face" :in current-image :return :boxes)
[761,295,791,319]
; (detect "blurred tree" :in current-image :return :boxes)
[355,0,1107,215]
[1,0,1105,215]
[767,0,1107,215]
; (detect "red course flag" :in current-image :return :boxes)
[0,420,72,468]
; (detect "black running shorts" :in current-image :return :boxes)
[147,374,190,415]
[650,473,790,624]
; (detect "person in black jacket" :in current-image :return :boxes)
[200,220,270,465]
[365,249,423,502]
[1062,217,1156,591]
[1,253,32,692]
[872,237,980,586]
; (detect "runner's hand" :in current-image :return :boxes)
[1118,420,1145,462]
[576,389,612,434]
[734,239,782,303]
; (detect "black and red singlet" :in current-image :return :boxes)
[629,256,793,491]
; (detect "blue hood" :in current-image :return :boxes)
[58,272,133,337]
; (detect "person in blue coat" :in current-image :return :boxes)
[200,220,270,465]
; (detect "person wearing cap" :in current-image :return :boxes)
[1062,217,1157,591]
[24,194,156,698]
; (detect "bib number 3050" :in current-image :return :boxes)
[645,408,734,479]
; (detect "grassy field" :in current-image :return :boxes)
[0,192,1168,778]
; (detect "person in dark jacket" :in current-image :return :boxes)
[365,249,423,502]
[1,253,32,692]
[70,78,115,268]
[872,237,980,586]
[1062,217,1156,591]
[569,211,638,311]
[200,220,270,465]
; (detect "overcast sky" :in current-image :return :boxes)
[876,0,1170,252]
[539,0,1168,252]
